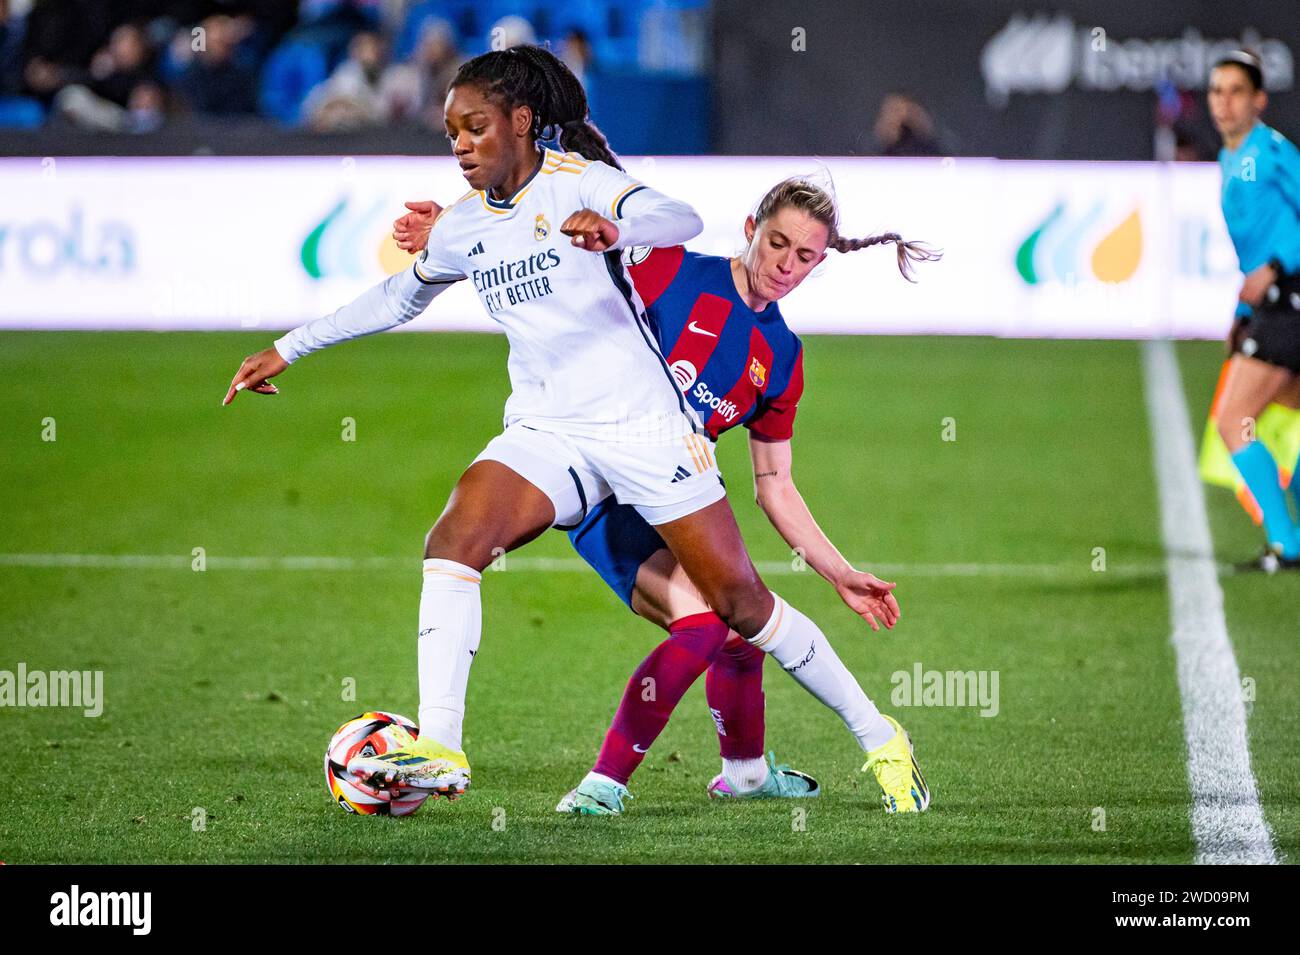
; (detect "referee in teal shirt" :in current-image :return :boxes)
[1212,50,1300,571]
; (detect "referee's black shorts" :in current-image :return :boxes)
[1240,271,1300,373]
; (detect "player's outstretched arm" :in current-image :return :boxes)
[601,184,702,250]
[575,162,703,252]
[558,189,703,255]
[223,246,462,406]
[398,174,704,256]
[748,434,900,631]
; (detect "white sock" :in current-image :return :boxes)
[722,757,770,794]
[416,558,482,751]
[582,770,625,790]
[747,593,895,751]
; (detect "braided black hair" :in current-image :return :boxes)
[450,45,623,170]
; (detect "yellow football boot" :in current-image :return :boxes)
[862,715,930,813]
[348,727,471,799]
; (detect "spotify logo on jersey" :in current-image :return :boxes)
[670,359,698,391]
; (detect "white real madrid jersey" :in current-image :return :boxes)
[413,148,705,440]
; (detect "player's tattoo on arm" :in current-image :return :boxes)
[754,469,779,479]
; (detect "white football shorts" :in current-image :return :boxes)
[472,422,726,528]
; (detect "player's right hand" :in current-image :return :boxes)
[392,200,441,253]
[559,210,618,254]
[223,346,288,406]
[560,208,619,252]
[833,569,900,633]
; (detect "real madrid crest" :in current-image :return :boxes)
[534,214,550,241]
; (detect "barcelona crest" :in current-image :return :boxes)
[748,356,767,389]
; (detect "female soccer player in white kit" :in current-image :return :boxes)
[223,46,928,813]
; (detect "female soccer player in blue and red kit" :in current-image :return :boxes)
[557,180,939,812]
[395,176,939,812]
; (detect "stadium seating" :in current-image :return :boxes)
[259,42,329,125]
[0,95,44,129]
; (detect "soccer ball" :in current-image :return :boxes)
[324,711,428,816]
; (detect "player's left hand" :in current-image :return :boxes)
[1238,263,1277,308]
[560,209,619,252]
[834,569,900,632]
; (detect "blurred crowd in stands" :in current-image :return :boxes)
[0,0,707,132]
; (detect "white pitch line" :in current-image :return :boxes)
[1141,339,1277,865]
[0,552,1177,579]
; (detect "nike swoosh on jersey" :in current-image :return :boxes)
[687,321,718,337]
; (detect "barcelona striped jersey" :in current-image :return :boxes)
[626,245,805,442]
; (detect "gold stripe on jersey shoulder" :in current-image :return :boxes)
[435,189,476,225]
[541,150,574,166]
[542,154,588,175]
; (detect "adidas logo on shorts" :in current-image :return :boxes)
[669,465,692,483]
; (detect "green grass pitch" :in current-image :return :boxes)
[0,331,1294,864]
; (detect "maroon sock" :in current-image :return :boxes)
[705,639,766,759]
[592,612,729,785]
